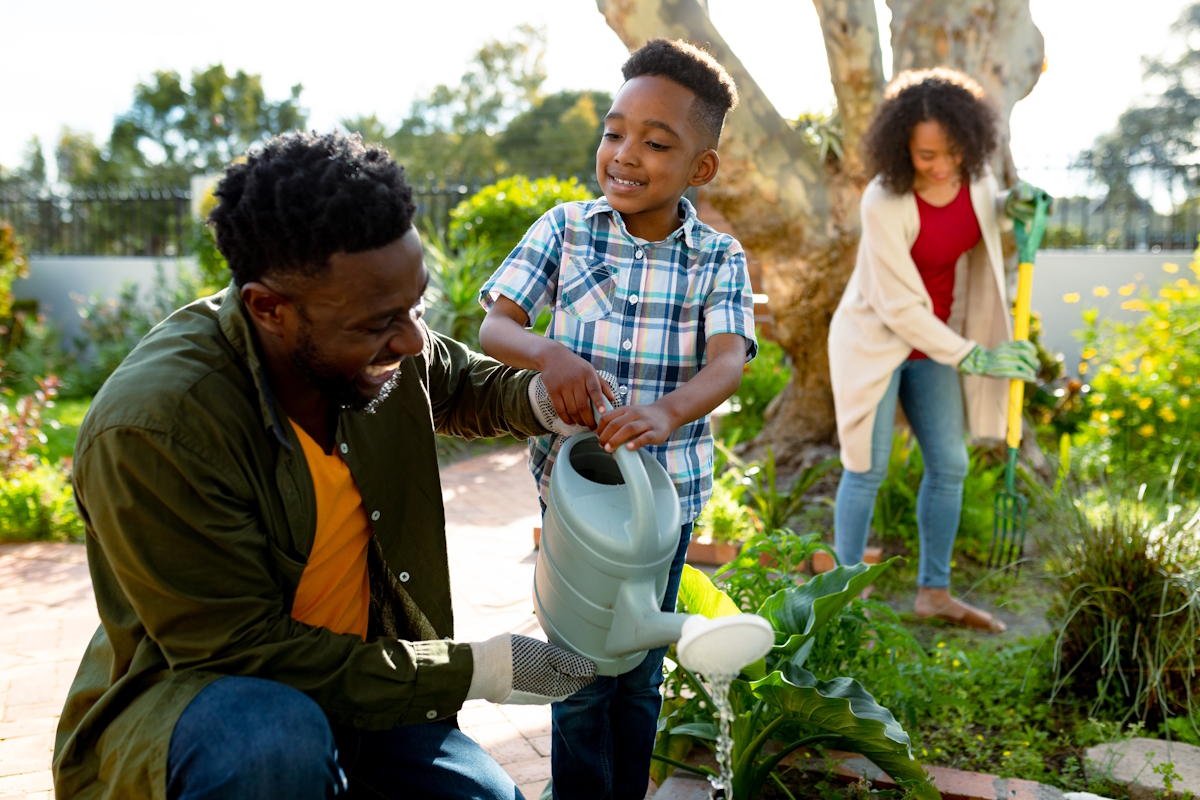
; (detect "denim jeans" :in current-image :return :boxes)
[833,358,969,588]
[167,675,524,800]
[550,521,693,800]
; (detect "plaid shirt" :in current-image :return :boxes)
[480,197,757,523]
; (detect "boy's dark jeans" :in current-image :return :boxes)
[166,675,524,800]
[551,522,693,800]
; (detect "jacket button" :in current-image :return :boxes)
[399,571,410,582]
[371,510,380,521]
[426,709,437,719]
[339,443,349,454]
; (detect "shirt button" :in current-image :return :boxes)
[618,385,629,396]
[629,294,639,305]
[371,510,381,521]
[635,248,644,259]
[399,571,410,582]
[622,340,632,351]
[339,443,348,454]
[426,709,437,720]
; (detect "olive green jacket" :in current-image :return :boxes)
[52,287,546,799]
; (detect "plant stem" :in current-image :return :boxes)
[771,770,800,800]
[649,753,718,778]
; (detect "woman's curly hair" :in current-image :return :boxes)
[860,68,999,194]
[210,131,416,287]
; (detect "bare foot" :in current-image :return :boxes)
[914,588,1006,633]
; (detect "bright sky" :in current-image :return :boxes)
[2,0,1191,195]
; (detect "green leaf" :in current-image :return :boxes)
[669,722,719,740]
[759,559,897,654]
[678,564,742,618]
[749,663,939,800]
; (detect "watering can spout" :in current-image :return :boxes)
[604,578,689,657]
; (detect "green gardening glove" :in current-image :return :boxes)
[958,341,1038,381]
[1004,181,1054,229]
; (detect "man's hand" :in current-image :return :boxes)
[466,634,596,705]
[538,345,616,429]
[596,403,675,452]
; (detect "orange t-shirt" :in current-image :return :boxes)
[289,420,372,640]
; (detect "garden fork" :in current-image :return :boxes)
[989,189,1052,575]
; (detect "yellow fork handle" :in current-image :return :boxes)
[1007,261,1035,450]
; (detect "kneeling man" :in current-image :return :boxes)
[52,131,594,800]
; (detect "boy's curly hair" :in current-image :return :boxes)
[860,68,999,194]
[622,39,738,146]
[210,131,416,287]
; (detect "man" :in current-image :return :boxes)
[52,131,595,800]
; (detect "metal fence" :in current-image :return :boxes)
[0,180,491,257]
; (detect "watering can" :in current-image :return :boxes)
[534,430,773,677]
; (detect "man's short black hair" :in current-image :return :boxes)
[210,131,416,287]
[621,38,738,146]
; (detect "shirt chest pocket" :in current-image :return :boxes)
[559,256,616,323]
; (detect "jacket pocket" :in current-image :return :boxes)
[560,256,616,323]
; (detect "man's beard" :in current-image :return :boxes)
[289,323,401,414]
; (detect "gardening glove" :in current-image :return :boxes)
[466,633,597,705]
[958,341,1039,382]
[1003,180,1054,228]
[528,369,622,436]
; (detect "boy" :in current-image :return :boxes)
[478,39,757,799]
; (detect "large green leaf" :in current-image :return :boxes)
[749,663,939,800]
[758,559,897,655]
[678,564,742,618]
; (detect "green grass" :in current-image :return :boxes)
[37,397,90,464]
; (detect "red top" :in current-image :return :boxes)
[908,182,981,360]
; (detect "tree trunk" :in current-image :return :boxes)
[593,0,1043,474]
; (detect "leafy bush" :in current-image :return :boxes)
[0,222,27,323]
[1073,260,1200,495]
[696,469,759,544]
[422,230,500,350]
[0,462,83,542]
[449,175,591,255]
[720,337,790,441]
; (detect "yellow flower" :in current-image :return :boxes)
[1138,397,1153,410]
[1164,262,1180,274]
[1004,751,1012,757]
[1079,362,1089,375]
[1139,424,1155,436]
[923,748,929,756]
[953,659,961,667]
[1178,278,1192,289]
[1089,393,1104,405]
[1182,376,1194,387]
[1093,286,1110,297]
[1082,348,1098,360]
[1122,299,1149,311]
[1180,396,1191,408]
[1023,741,1030,746]
[977,735,984,741]
[938,642,946,648]
[1160,408,1177,423]
[1119,283,1137,296]
[1063,293,1081,303]
[1155,320,1171,331]
[1110,409,1125,419]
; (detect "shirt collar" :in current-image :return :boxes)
[584,196,704,251]
[217,285,294,449]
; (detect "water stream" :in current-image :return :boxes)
[706,672,736,799]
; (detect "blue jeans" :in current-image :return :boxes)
[833,359,969,588]
[167,676,523,800]
[550,521,693,800]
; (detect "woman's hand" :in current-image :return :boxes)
[958,341,1038,381]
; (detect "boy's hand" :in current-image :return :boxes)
[539,345,616,429]
[595,402,674,452]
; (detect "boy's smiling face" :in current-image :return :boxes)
[596,75,719,241]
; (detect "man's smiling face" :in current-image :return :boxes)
[282,227,428,412]
[596,75,712,230]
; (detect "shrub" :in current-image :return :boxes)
[1073,259,1200,495]
[695,469,759,544]
[720,337,790,441]
[422,230,500,350]
[0,222,27,323]
[192,182,230,293]
[0,462,82,542]
[449,175,592,255]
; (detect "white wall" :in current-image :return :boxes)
[15,256,197,344]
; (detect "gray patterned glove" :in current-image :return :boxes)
[528,369,622,435]
[958,341,1038,381]
[467,633,597,705]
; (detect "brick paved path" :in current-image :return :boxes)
[0,445,567,799]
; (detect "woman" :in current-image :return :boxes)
[828,68,1040,632]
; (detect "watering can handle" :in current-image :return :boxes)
[591,401,660,559]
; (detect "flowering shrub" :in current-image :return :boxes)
[1074,258,1200,494]
[449,175,592,255]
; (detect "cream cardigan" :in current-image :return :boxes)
[828,171,1014,473]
